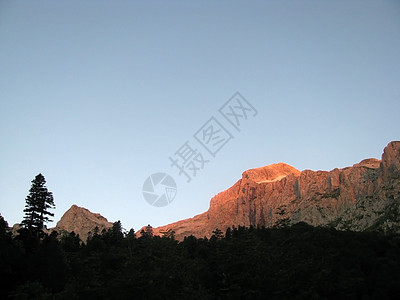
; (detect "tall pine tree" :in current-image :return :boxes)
[21,174,55,234]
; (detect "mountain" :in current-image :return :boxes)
[54,204,113,241]
[150,141,400,240]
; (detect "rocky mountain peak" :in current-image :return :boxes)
[353,158,381,169]
[382,141,400,178]
[243,162,300,183]
[55,204,113,241]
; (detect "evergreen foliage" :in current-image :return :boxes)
[21,174,55,234]
[1,219,400,299]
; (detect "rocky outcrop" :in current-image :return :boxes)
[153,142,400,240]
[55,205,113,241]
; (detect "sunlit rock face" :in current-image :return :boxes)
[152,142,400,240]
[55,204,113,241]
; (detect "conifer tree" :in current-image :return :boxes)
[140,224,153,237]
[21,173,55,234]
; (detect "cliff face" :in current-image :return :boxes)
[55,205,113,241]
[153,142,400,240]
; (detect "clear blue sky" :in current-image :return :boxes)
[1,0,399,231]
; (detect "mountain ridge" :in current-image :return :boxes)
[148,141,400,240]
[30,141,400,242]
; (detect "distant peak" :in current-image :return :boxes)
[55,204,113,241]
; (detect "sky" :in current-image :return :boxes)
[1,0,399,232]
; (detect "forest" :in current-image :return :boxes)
[1,216,400,299]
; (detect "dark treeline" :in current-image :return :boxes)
[1,216,400,299]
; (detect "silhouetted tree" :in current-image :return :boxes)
[111,220,123,236]
[211,228,224,240]
[141,224,153,238]
[21,174,55,236]
[126,228,136,239]
[0,214,10,241]
[103,221,124,244]
[225,227,232,240]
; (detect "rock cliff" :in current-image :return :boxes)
[152,141,400,240]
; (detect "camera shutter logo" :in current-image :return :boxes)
[142,173,177,207]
